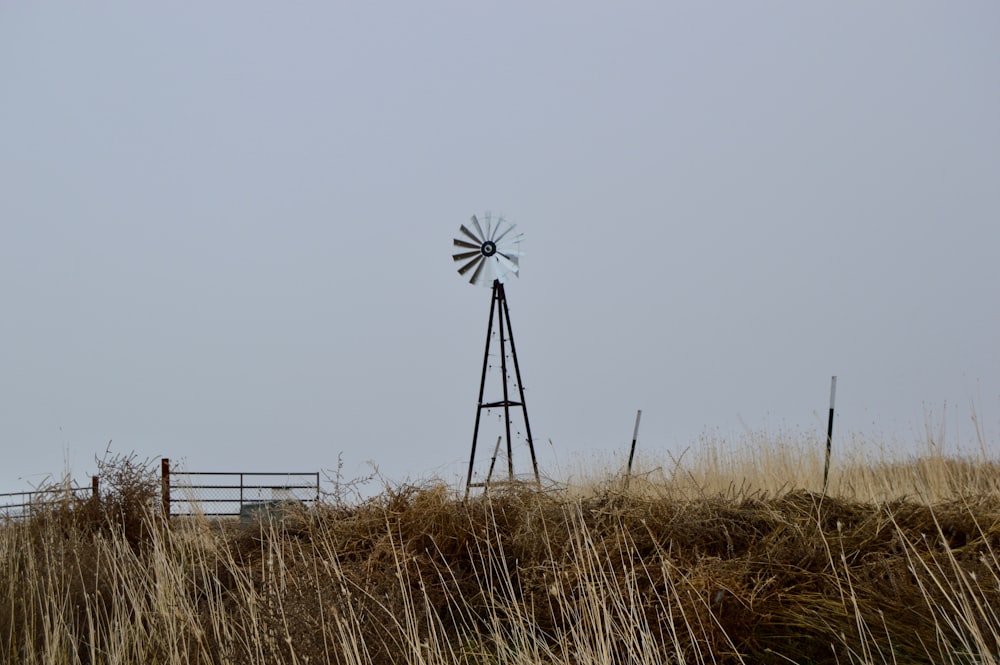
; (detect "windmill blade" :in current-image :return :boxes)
[497,251,519,268]
[492,222,517,244]
[482,257,499,284]
[470,215,486,243]
[496,232,524,250]
[495,241,523,257]
[499,250,520,266]
[494,261,510,283]
[490,215,508,241]
[469,256,487,284]
[458,255,482,276]
[453,250,481,262]
[453,238,479,250]
[496,253,520,275]
[483,213,492,244]
[460,224,481,244]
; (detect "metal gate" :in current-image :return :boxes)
[161,458,319,518]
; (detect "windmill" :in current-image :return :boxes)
[453,213,539,497]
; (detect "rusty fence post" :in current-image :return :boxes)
[823,377,837,496]
[161,458,171,519]
[91,476,99,499]
[624,409,643,491]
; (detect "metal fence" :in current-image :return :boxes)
[1,460,322,521]
[161,458,320,518]
[0,479,98,520]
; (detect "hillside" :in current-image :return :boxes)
[2,450,999,664]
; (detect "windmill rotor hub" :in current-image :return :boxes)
[481,241,496,256]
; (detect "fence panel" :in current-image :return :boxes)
[0,482,97,520]
[163,460,319,518]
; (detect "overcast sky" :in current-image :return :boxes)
[2,3,998,495]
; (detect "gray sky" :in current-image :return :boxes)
[2,3,998,494]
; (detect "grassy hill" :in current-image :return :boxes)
[2,440,999,664]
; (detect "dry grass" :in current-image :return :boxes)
[576,428,1000,504]
[2,437,999,664]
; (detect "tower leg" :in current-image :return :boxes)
[496,285,515,481]
[465,281,499,499]
[500,286,540,487]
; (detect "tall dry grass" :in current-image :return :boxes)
[2,435,999,664]
[575,426,1000,504]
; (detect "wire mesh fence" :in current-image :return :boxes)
[1,461,323,521]
[162,459,320,518]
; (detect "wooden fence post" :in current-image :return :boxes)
[91,476,99,499]
[161,458,170,519]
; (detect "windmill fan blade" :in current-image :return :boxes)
[497,252,519,270]
[496,249,523,264]
[495,242,523,258]
[491,216,508,241]
[482,257,498,284]
[492,222,517,244]
[494,262,510,283]
[469,257,487,284]
[453,238,479,250]
[458,255,482,275]
[497,232,524,249]
[470,215,486,243]
[460,224,481,244]
[483,214,492,244]
[453,250,481,262]
[496,253,519,275]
